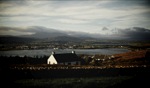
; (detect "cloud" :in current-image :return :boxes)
[90,26,150,40]
[0,26,35,36]
[102,27,109,31]
[122,27,150,39]
[0,26,65,36]
[1,1,149,19]
[0,0,150,33]
[55,18,89,24]
[0,26,26,31]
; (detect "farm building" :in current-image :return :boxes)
[47,51,81,65]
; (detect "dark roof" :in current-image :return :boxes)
[53,53,81,63]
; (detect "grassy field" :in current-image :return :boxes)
[1,67,150,88]
[5,76,149,88]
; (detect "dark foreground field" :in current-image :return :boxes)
[8,76,144,88]
[1,67,150,88]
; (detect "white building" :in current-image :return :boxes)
[47,51,81,65]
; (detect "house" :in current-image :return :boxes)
[47,51,81,65]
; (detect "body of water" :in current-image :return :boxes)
[0,48,129,57]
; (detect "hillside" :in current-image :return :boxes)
[113,50,147,60]
[110,50,150,66]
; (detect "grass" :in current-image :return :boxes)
[12,76,133,88]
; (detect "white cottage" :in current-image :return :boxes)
[47,51,81,65]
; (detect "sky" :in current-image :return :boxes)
[0,0,150,36]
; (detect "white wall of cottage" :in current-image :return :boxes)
[47,55,58,64]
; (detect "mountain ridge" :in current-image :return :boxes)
[0,26,150,42]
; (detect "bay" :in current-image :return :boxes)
[0,48,129,57]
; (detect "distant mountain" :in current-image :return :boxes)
[25,31,67,39]
[0,26,150,42]
[19,26,97,42]
[49,36,83,42]
[21,26,67,39]
[0,36,36,44]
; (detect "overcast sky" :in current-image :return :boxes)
[0,0,150,35]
